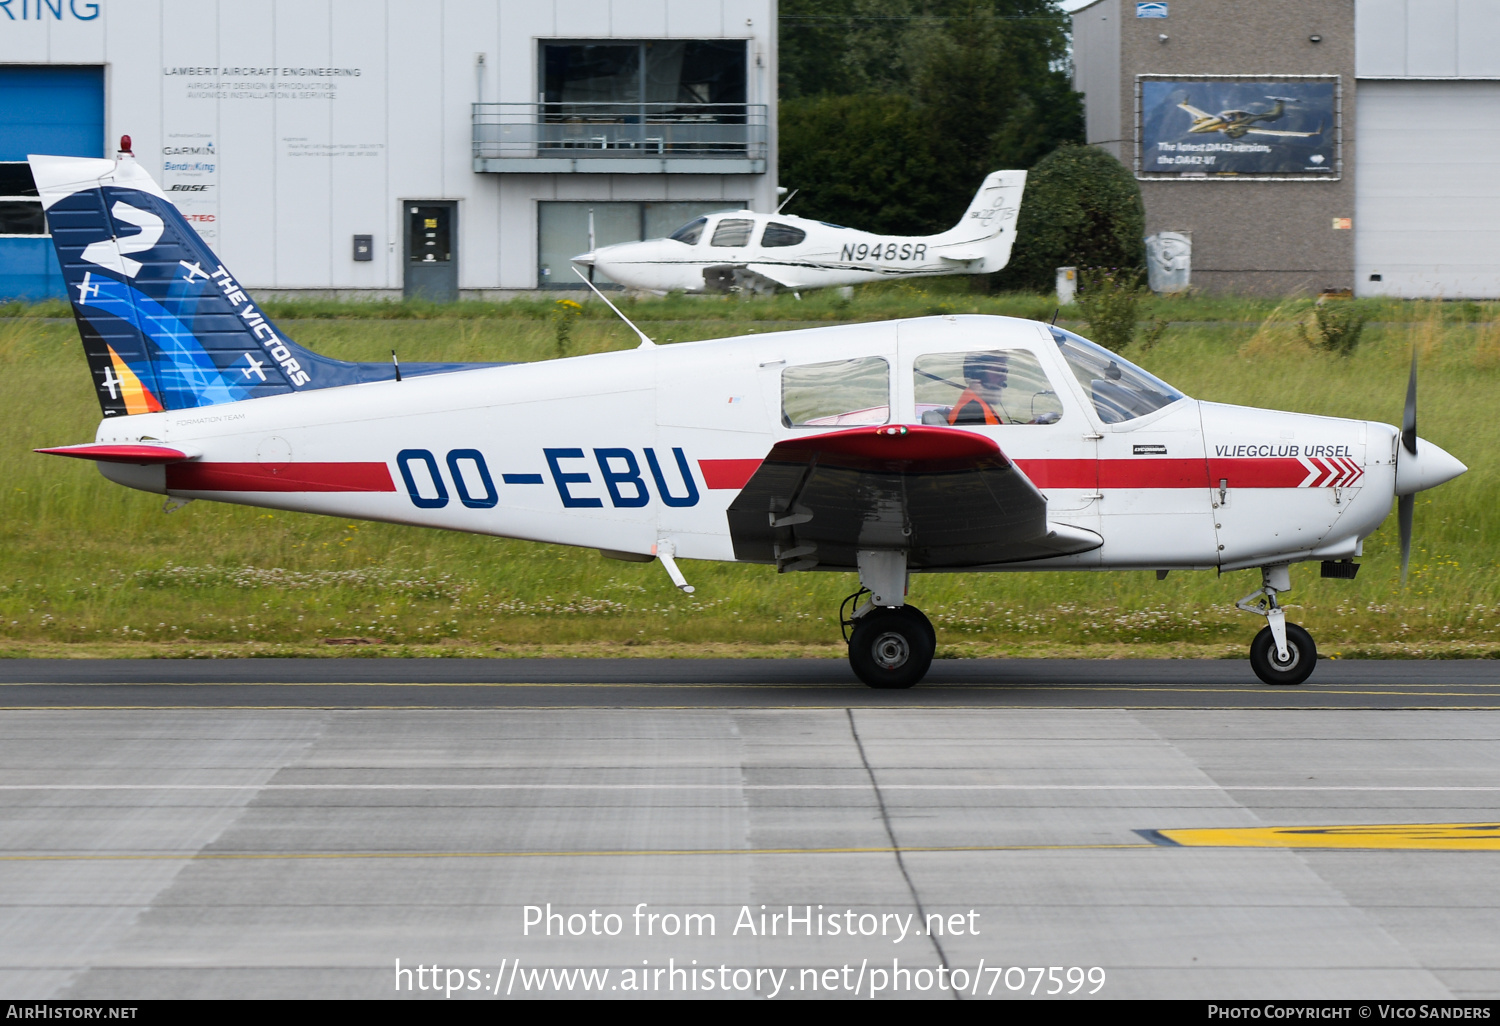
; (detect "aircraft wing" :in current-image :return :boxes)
[1245,128,1321,137]
[725,424,1100,571]
[1177,102,1213,119]
[742,263,803,289]
[937,250,987,263]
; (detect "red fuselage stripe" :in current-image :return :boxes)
[702,456,1334,490]
[698,459,765,490]
[166,463,396,493]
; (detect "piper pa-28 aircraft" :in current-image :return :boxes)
[571,170,1024,295]
[33,144,1466,688]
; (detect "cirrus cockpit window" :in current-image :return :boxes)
[668,217,707,245]
[710,218,755,247]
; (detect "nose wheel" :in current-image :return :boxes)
[1249,622,1317,686]
[1237,565,1318,686]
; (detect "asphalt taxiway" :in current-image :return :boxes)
[1,658,1498,1000]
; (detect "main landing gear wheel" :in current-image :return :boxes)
[1249,622,1317,686]
[848,607,936,690]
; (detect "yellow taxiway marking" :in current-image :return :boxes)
[0,842,1154,863]
[1157,823,1500,851]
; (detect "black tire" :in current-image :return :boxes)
[894,605,937,651]
[849,608,935,689]
[1249,622,1317,686]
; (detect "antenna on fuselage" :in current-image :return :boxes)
[572,266,655,349]
[775,188,798,214]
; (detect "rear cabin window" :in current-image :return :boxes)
[710,218,754,247]
[1049,327,1184,424]
[669,217,707,245]
[914,350,1063,426]
[761,222,806,248]
[782,357,890,427]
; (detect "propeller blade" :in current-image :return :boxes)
[1399,492,1414,586]
[1402,347,1418,456]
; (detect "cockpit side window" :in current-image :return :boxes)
[914,350,1063,426]
[1049,327,1185,424]
[782,357,890,427]
[761,222,807,248]
[669,217,707,245]
[710,218,755,247]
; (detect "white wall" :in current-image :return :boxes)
[0,0,775,291]
[1356,0,1500,78]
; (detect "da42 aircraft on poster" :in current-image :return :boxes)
[570,170,1024,295]
[33,143,1467,688]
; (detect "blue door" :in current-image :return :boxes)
[0,67,104,301]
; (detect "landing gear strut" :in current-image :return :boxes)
[842,550,936,689]
[1237,564,1318,686]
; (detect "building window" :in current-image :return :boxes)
[543,40,747,107]
[537,201,746,289]
[0,164,45,236]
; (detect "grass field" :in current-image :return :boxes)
[1,286,1495,660]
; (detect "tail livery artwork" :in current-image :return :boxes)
[571,170,1025,295]
[34,144,1467,688]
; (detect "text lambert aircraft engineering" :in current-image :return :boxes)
[31,144,1466,687]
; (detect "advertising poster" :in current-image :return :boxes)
[1139,78,1337,177]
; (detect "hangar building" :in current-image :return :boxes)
[1072,0,1500,298]
[0,0,777,300]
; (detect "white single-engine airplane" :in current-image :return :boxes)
[33,145,1467,688]
[571,170,1024,295]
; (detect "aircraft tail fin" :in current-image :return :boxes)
[931,170,1027,273]
[31,147,486,418]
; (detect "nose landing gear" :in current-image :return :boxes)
[1237,564,1318,686]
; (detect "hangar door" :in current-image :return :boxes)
[0,67,104,301]
[1356,81,1500,299]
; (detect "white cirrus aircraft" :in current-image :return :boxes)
[32,146,1466,688]
[571,170,1025,295]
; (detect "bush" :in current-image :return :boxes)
[1076,268,1150,353]
[999,144,1145,293]
[1300,302,1366,356]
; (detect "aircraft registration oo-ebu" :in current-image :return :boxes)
[32,142,1467,689]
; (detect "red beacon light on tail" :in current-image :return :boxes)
[118,135,133,156]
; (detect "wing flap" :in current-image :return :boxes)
[725,425,1100,570]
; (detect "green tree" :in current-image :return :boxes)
[778,1,1085,238]
[998,143,1146,293]
[778,93,948,235]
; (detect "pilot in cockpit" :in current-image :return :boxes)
[947,351,1011,425]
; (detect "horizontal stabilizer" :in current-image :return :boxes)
[726,424,1100,570]
[35,442,199,464]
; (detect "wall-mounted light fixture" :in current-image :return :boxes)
[1159,33,1169,43]
[1309,34,1323,43]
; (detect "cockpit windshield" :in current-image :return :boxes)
[1049,327,1185,424]
[668,217,707,245]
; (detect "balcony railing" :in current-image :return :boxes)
[472,102,768,174]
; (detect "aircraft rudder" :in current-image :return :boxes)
[31,149,332,417]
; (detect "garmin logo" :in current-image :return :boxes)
[0,0,101,20]
[164,145,216,155]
